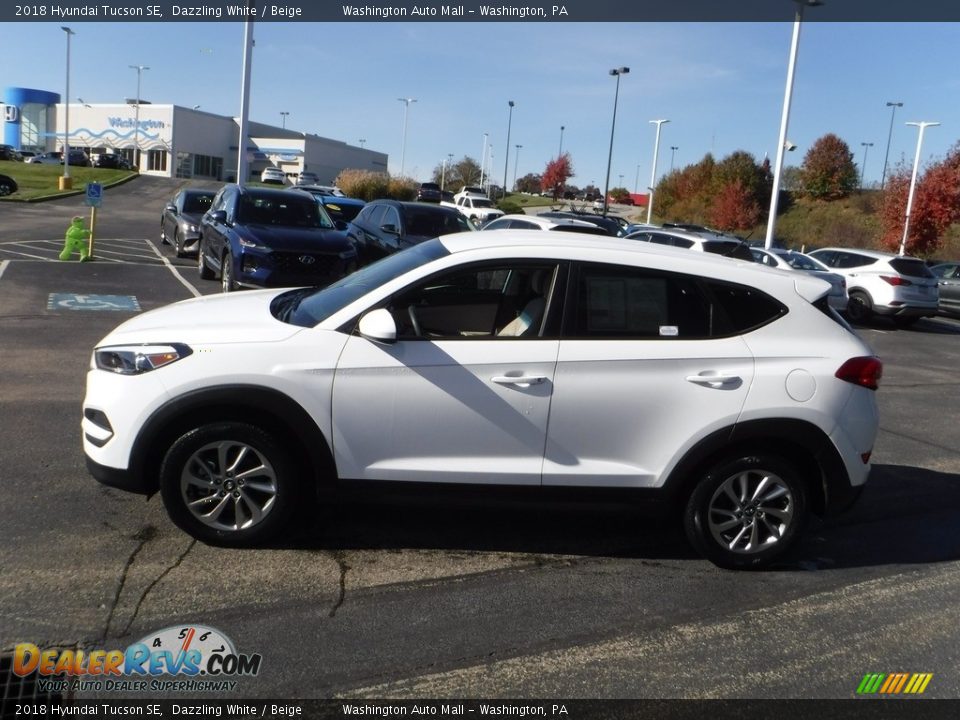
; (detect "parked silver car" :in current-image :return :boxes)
[750,247,848,312]
[930,262,960,318]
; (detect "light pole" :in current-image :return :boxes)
[558,125,565,158]
[480,132,488,189]
[60,26,75,189]
[513,144,522,191]
[859,142,874,191]
[881,101,903,189]
[899,121,939,256]
[646,119,670,224]
[634,164,641,194]
[669,145,679,172]
[279,111,289,129]
[765,0,822,249]
[359,138,366,148]
[502,101,515,199]
[603,67,629,215]
[129,64,149,171]
[236,8,254,186]
[441,153,453,191]
[397,97,417,177]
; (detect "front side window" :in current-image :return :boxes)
[386,261,560,340]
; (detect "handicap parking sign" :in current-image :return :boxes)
[85,182,102,208]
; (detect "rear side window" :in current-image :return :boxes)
[835,252,875,269]
[703,280,787,334]
[889,258,935,278]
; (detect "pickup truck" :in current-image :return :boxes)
[442,194,504,224]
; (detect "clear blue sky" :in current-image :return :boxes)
[2,20,959,190]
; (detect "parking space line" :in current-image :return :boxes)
[0,260,8,281]
[91,248,160,261]
[144,238,202,298]
[0,248,57,261]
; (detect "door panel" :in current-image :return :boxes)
[332,337,559,484]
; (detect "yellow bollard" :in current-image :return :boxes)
[58,176,73,191]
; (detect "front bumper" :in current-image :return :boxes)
[86,454,154,495]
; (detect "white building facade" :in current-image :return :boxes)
[4,88,387,184]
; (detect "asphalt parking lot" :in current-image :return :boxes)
[2,177,960,703]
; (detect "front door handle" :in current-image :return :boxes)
[685,373,742,388]
[491,375,547,387]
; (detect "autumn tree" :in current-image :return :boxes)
[431,156,483,191]
[799,134,858,199]
[542,153,574,200]
[515,173,543,194]
[878,144,960,256]
[710,179,761,231]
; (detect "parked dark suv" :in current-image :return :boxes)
[346,199,471,264]
[0,144,22,161]
[198,185,358,293]
[416,182,442,203]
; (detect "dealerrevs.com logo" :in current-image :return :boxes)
[13,625,261,693]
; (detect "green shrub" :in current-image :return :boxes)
[497,200,524,215]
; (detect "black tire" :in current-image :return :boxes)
[159,422,302,546]
[845,291,873,323]
[221,251,236,292]
[893,315,919,329]
[0,176,16,197]
[684,454,808,570]
[197,239,214,280]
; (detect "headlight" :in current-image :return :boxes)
[238,235,266,249]
[94,343,193,375]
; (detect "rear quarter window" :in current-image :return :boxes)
[889,258,935,278]
[702,280,788,334]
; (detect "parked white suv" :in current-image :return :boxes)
[83,233,881,569]
[807,247,938,326]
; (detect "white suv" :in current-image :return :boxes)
[83,233,881,569]
[807,247,938,326]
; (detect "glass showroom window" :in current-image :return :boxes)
[148,149,168,172]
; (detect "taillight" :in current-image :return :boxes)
[835,357,883,391]
[880,275,912,286]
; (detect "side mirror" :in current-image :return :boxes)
[380,223,399,235]
[335,220,348,231]
[165,204,176,214]
[209,210,228,225]
[358,308,397,344]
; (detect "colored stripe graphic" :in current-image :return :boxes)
[857,673,932,694]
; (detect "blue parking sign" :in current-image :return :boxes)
[85,182,102,208]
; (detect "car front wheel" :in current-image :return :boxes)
[159,422,302,546]
[221,251,236,292]
[684,454,808,570]
[197,239,214,280]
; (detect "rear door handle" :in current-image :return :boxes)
[491,375,547,387]
[685,373,742,388]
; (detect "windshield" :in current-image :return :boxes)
[237,193,333,229]
[274,239,451,327]
[183,193,214,214]
[472,199,495,208]
[780,251,824,271]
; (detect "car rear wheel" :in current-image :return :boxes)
[159,422,302,546]
[221,251,236,292]
[845,291,873,323]
[197,240,214,280]
[684,454,808,570]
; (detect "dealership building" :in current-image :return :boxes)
[2,86,387,183]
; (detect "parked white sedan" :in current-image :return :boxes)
[83,232,881,569]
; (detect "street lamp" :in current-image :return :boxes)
[502,101,515,199]
[480,132,489,188]
[899,121,939,256]
[558,125,565,158]
[765,0,822,249]
[859,141,874,191]
[513,144,522,191]
[603,67,629,215]
[670,145,679,172]
[397,97,417,177]
[881,101,903,189]
[441,153,453,191]
[279,111,289,129]
[646,119,670,224]
[634,164,641,194]
[60,26,75,189]
[129,64,149,171]
[359,138,366,148]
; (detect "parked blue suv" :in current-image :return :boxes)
[198,185,358,292]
